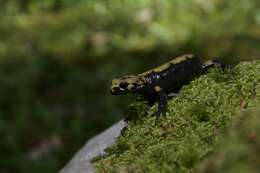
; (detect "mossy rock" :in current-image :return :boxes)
[93,61,260,173]
[196,108,260,173]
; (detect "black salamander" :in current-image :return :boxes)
[110,54,228,117]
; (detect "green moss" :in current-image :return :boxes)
[94,61,260,173]
[196,108,260,173]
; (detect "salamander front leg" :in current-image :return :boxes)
[154,86,167,118]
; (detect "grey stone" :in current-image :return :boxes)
[59,119,127,173]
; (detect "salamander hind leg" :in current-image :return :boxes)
[202,60,231,72]
[154,86,167,118]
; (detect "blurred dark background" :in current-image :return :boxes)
[0,0,260,173]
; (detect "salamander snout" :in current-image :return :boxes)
[110,79,130,95]
[110,75,144,95]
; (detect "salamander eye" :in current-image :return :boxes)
[119,82,128,89]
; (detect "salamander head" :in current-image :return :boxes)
[110,75,145,95]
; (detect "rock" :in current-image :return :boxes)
[59,120,127,173]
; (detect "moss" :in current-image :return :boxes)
[196,108,260,173]
[94,61,260,173]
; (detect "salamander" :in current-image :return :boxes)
[110,54,228,117]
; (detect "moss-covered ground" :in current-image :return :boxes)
[196,108,260,173]
[93,61,260,173]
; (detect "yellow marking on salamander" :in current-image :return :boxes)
[203,60,214,66]
[154,86,162,92]
[140,54,194,76]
